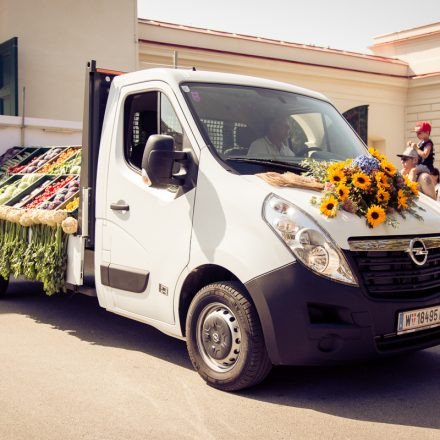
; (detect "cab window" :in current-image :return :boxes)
[124,91,185,170]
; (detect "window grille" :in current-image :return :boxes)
[201,118,224,152]
[233,122,247,147]
[132,112,140,146]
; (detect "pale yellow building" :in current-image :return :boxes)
[1,1,439,166]
[137,19,440,165]
[0,0,138,121]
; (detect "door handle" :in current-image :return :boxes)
[110,202,130,211]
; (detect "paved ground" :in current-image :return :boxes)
[0,280,439,440]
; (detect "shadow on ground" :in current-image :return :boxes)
[1,280,192,370]
[2,279,440,430]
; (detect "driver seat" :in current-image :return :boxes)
[224,126,257,157]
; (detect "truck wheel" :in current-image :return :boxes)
[0,276,9,298]
[186,282,272,391]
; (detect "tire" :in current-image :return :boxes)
[0,275,9,298]
[186,282,272,391]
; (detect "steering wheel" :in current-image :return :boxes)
[306,147,323,158]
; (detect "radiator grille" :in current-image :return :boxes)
[349,238,440,300]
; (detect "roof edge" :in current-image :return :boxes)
[139,38,410,80]
[371,28,440,48]
[138,18,408,66]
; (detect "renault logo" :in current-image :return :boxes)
[406,238,428,266]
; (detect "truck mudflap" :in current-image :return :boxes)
[65,235,86,285]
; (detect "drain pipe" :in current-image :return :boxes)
[20,86,26,147]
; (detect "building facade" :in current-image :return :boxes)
[1,2,439,166]
[138,19,440,165]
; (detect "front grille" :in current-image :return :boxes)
[349,237,440,300]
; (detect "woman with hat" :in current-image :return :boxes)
[408,121,435,172]
[398,146,436,200]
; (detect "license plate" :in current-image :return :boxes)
[397,305,440,335]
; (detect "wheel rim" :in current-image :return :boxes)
[196,302,242,373]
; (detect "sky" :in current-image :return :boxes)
[137,0,440,54]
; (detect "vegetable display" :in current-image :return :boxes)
[49,150,82,175]
[0,207,70,295]
[0,147,22,167]
[17,148,63,173]
[0,144,82,295]
[25,177,76,209]
[1,149,32,173]
[13,178,54,208]
[37,148,78,174]
[65,197,79,212]
[0,175,42,205]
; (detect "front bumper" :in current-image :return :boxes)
[245,262,440,365]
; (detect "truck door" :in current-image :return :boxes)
[99,82,197,325]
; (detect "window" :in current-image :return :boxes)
[0,37,18,116]
[291,112,326,152]
[124,91,185,170]
[182,83,366,169]
[160,94,183,151]
[125,91,158,169]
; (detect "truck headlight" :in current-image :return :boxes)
[263,194,357,285]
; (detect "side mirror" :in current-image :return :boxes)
[141,134,187,188]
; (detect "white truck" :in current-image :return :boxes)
[2,61,440,391]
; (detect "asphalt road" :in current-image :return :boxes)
[1,280,439,440]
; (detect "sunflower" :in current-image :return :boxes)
[398,190,408,209]
[405,178,419,196]
[327,168,346,185]
[336,184,350,201]
[366,205,386,227]
[320,196,338,217]
[352,172,371,190]
[381,160,397,176]
[376,188,390,203]
[403,175,412,186]
[368,147,385,161]
[375,171,390,188]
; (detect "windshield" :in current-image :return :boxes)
[181,83,366,172]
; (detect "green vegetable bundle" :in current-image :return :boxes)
[0,206,78,296]
[0,219,68,295]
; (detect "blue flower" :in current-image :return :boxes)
[352,155,380,174]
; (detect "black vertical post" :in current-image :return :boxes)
[79,60,119,249]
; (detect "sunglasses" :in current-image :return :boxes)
[400,157,412,162]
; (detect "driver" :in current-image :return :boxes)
[247,115,295,158]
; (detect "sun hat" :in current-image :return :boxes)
[397,146,418,159]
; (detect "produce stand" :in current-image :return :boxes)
[12,175,58,208]
[0,147,36,173]
[0,174,43,205]
[6,175,52,207]
[0,145,82,295]
[0,147,23,168]
[7,147,51,173]
[36,147,80,174]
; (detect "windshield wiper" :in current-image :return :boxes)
[225,157,304,171]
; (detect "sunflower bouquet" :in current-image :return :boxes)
[305,148,423,228]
